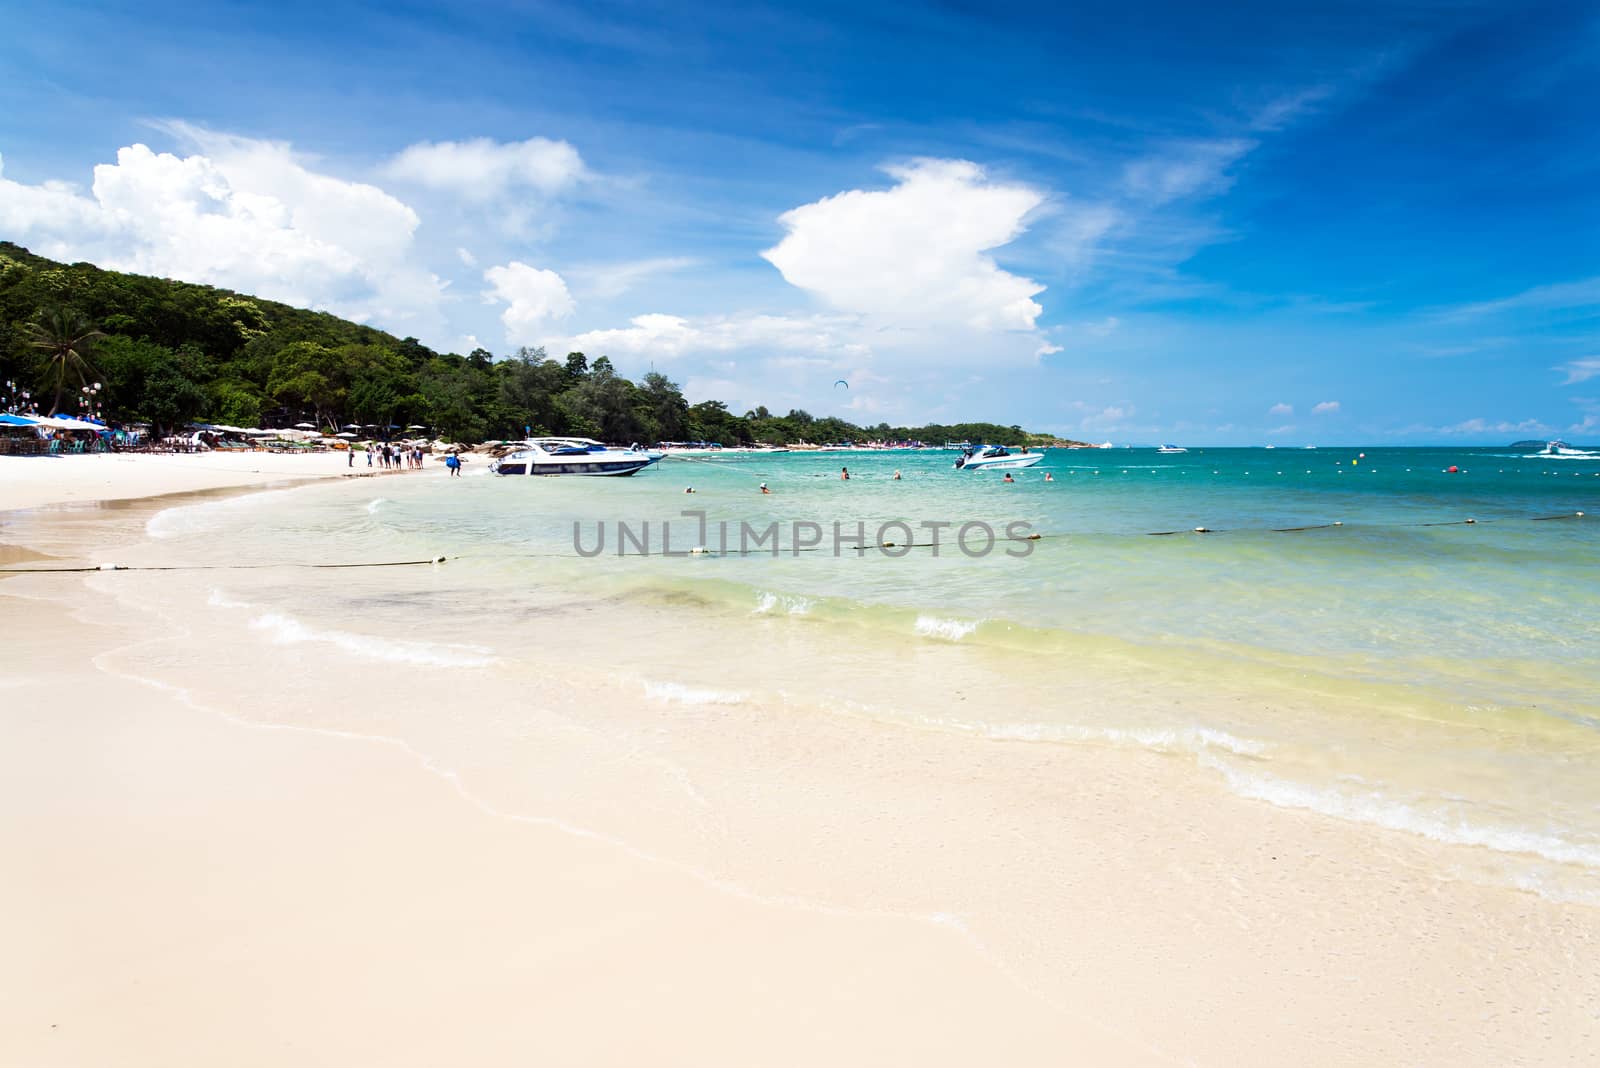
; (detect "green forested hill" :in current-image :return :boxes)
[0,242,1075,446]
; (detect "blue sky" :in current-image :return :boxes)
[1,0,1596,442]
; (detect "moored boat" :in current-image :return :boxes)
[954,445,1045,470]
[489,437,661,476]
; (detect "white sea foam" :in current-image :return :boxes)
[753,591,813,616]
[146,487,302,539]
[643,681,750,706]
[1200,754,1600,871]
[249,612,497,668]
[914,614,982,641]
[365,497,388,514]
[950,719,1267,757]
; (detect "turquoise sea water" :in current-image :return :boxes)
[137,444,1600,900]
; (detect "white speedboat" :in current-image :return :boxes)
[489,437,661,476]
[955,445,1045,471]
[1540,440,1597,457]
[1156,444,1187,454]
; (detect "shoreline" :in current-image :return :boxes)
[4,458,1599,1064]
[0,450,446,514]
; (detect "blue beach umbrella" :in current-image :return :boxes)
[0,413,41,427]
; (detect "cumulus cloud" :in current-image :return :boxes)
[762,158,1046,332]
[483,261,576,342]
[0,136,445,337]
[1312,400,1341,414]
[1558,357,1600,385]
[563,311,867,362]
[383,136,585,201]
[1269,402,1294,416]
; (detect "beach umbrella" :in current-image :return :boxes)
[0,413,41,427]
[342,423,362,430]
[336,432,358,439]
[295,422,316,429]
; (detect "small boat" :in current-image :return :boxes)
[489,437,661,476]
[955,445,1045,471]
[1539,440,1598,457]
[1156,444,1187,454]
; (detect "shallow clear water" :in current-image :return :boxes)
[136,444,1600,900]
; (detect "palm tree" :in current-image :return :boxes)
[25,309,105,415]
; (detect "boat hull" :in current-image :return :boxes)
[959,452,1045,471]
[490,456,659,476]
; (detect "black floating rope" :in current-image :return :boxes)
[0,556,451,574]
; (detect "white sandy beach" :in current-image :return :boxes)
[3,454,1598,1066]
[0,450,443,512]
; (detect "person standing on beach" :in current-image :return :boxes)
[445,453,461,477]
[347,447,354,468]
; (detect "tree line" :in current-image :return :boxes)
[0,242,1071,447]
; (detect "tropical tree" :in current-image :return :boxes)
[25,308,104,414]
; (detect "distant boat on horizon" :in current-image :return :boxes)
[1157,444,1187,454]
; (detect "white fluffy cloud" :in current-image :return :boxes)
[482,261,576,342]
[1312,400,1341,414]
[383,136,585,201]
[563,311,867,363]
[0,136,446,337]
[1269,402,1294,416]
[762,158,1046,332]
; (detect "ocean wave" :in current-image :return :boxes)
[914,614,982,641]
[365,497,389,514]
[146,487,303,540]
[1200,754,1600,871]
[753,591,814,616]
[249,612,497,668]
[949,719,1266,757]
[643,681,750,705]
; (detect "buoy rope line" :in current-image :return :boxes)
[0,557,453,574]
[0,513,1589,574]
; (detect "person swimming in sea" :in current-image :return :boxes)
[1003,472,1015,483]
[892,469,901,480]
[1044,472,1053,482]
[760,482,770,494]
[841,467,850,480]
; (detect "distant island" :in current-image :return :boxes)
[0,243,1083,448]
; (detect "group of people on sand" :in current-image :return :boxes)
[351,443,427,471]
